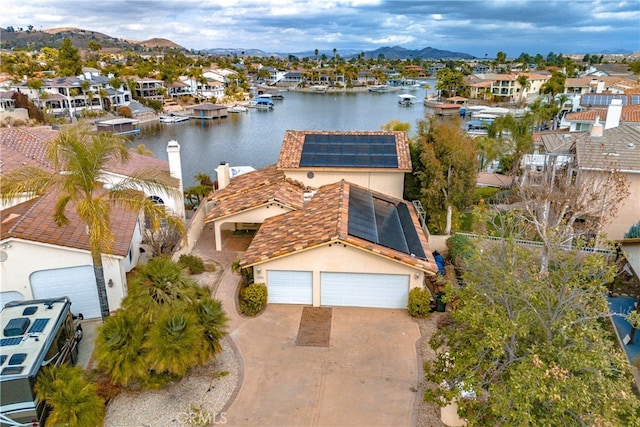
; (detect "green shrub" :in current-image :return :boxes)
[407,287,432,317]
[240,283,268,316]
[624,221,640,239]
[446,234,475,267]
[178,254,205,274]
[473,187,500,204]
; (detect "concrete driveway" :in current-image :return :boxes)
[225,305,421,427]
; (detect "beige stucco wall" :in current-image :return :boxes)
[251,242,427,307]
[0,239,128,315]
[285,170,406,199]
[603,173,640,240]
[211,203,293,250]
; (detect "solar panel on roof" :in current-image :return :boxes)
[375,199,409,253]
[631,95,640,105]
[0,338,21,347]
[348,187,378,243]
[581,95,627,106]
[300,134,399,168]
[27,318,49,334]
[397,203,426,258]
[347,187,426,259]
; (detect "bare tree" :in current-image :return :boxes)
[517,156,628,271]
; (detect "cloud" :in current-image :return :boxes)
[0,0,637,56]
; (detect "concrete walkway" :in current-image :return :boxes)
[194,225,422,426]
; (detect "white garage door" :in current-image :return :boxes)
[31,266,102,319]
[321,272,409,309]
[267,270,313,304]
[0,291,24,309]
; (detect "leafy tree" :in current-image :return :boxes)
[34,364,105,427]
[0,122,184,320]
[625,221,640,239]
[540,71,566,100]
[629,61,640,75]
[58,38,82,76]
[414,116,478,234]
[424,236,640,426]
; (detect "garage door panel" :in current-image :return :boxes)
[267,270,312,305]
[30,266,101,319]
[321,272,409,309]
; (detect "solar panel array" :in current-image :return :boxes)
[581,95,627,106]
[0,337,22,347]
[300,134,399,168]
[27,318,49,334]
[631,95,640,105]
[348,187,426,258]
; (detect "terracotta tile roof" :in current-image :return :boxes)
[576,125,640,173]
[1,191,137,256]
[565,105,640,124]
[204,165,305,222]
[476,172,513,188]
[276,130,412,171]
[0,127,58,173]
[241,180,437,274]
[0,127,172,179]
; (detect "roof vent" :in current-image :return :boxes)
[4,318,30,337]
[22,306,37,316]
[627,142,636,149]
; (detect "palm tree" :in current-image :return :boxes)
[516,74,530,105]
[34,364,105,426]
[0,122,184,320]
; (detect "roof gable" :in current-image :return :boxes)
[241,180,436,272]
[576,125,640,172]
[1,192,137,256]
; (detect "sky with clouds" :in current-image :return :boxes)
[2,0,639,57]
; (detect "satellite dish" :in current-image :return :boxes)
[0,250,7,262]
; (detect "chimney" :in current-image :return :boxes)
[590,116,604,137]
[605,98,622,129]
[166,140,185,219]
[596,80,605,94]
[216,162,231,189]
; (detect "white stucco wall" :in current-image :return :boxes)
[251,242,427,306]
[0,239,128,313]
[212,203,293,251]
[602,173,640,241]
[284,170,406,199]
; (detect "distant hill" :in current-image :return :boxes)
[0,27,186,52]
[1,26,473,59]
[364,46,475,60]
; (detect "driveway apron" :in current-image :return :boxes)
[195,228,421,426]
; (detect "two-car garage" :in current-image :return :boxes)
[266,270,410,309]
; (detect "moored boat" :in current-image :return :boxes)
[397,94,416,106]
[228,104,249,113]
[159,113,189,123]
[249,96,274,110]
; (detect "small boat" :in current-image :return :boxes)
[368,84,391,93]
[228,104,249,113]
[309,85,328,93]
[159,113,189,123]
[249,96,274,110]
[397,94,416,106]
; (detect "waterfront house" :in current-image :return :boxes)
[0,127,184,317]
[239,180,437,308]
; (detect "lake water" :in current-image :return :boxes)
[133,84,437,187]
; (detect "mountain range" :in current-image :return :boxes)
[0,26,477,60]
